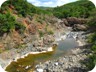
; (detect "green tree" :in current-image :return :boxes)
[0,13,15,34]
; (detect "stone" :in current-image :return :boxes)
[25,66,29,69]
[36,68,43,72]
[67,17,87,26]
[25,18,31,24]
[28,24,37,34]
[62,18,69,26]
[43,35,55,45]
[73,24,87,31]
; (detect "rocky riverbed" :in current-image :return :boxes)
[32,32,90,72]
[33,41,91,72]
[0,29,89,72]
[0,31,65,69]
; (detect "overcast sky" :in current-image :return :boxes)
[27,0,77,7]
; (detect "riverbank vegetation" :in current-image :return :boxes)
[85,8,96,70]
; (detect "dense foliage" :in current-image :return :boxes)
[85,8,96,70]
[0,13,25,35]
[86,33,96,70]
[1,0,52,17]
[0,0,52,36]
[53,0,95,18]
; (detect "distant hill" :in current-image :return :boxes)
[52,0,95,18]
[39,6,53,10]
[0,0,52,16]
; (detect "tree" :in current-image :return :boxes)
[0,13,25,36]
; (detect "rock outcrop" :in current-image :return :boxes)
[73,24,87,31]
[61,18,69,26]
[66,17,87,26]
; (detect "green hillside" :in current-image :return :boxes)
[53,0,95,18]
[1,0,52,16]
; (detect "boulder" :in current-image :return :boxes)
[33,40,43,47]
[25,18,31,24]
[73,24,87,31]
[43,35,55,45]
[26,15,33,20]
[62,19,68,26]
[67,17,87,26]
[36,68,43,72]
[28,24,37,34]
[33,41,39,47]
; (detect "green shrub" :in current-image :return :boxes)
[36,18,43,24]
[48,30,54,35]
[0,13,15,35]
[15,23,25,34]
[86,54,96,70]
[39,30,44,37]
[0,13,25,36]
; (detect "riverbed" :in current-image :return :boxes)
[5,37,78,72]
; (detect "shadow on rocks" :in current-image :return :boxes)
[77,43,92,49]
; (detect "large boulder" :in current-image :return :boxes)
[33,39,44,47]
[28,24,37,34]
[61,19,68,26]
[67,17,87,26]
[73,24,87,31]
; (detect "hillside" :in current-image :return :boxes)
[0,0,62,53]
[53,0,95,18]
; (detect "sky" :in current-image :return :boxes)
[27,0,77,7]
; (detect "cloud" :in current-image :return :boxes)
[27,0,77,7]
[56,0,76,6]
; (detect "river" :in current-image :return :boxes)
[5,37,78,72]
